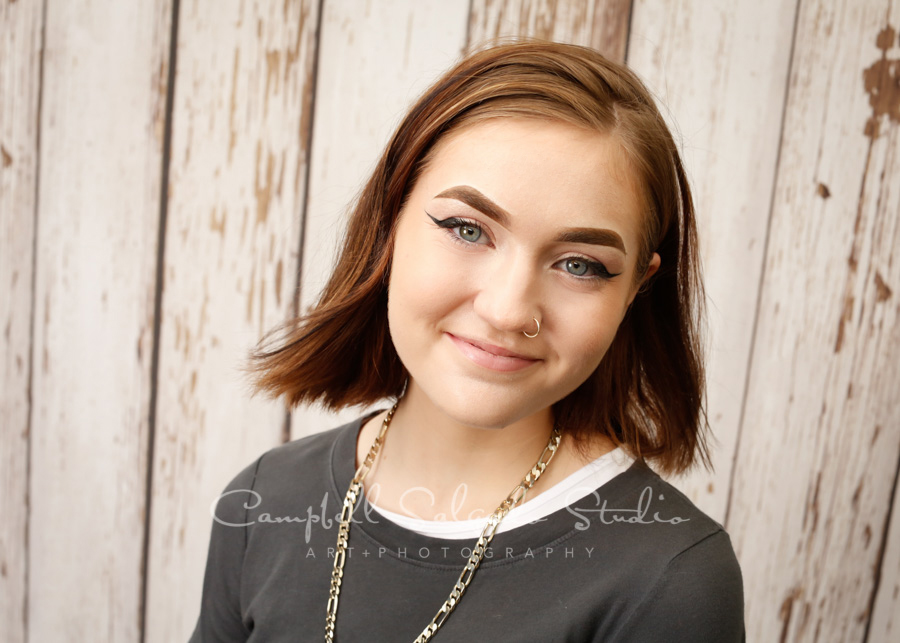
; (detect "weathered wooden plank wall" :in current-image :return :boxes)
[2,1,899,641]
[0,2,42,642]
[25,1,173,641]
[729,0,900,640]
[144,1,320,639]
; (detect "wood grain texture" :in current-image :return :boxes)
[143,1,320,639]
[291,0,471,440]
[467,0,631,60]
[27,1,172,640]
[729,1,900,640]
[626,0,798,520]
[0,2,43,641]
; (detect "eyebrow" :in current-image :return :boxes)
[433,185,627,254]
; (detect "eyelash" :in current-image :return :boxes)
[425,212,619,281]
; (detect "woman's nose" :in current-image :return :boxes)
[472,253,542,334]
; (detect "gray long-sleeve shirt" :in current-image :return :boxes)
[189,416,745,641]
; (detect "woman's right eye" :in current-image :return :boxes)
[426,213,489,245]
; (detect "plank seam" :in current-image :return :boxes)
[140,0,181,639]
[24,0,50,637]
[724,0,803,530]
[862,429,900,641]
[623,0,636,63]
[463,0,475,52]
[285,0,327,444]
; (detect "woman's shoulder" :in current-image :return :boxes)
[613,463,742,586]
[566,461,744,640]
[566,458,742,587]
[217,416,362,501]
[605,459,731,539]
[259,418,358,474]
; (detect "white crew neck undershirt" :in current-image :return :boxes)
[368,446,635,539]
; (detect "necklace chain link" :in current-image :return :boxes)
[324,401,562,642]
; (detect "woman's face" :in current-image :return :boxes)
[387,117,658,429]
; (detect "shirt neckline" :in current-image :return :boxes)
[328,413,655,568]
[368,445,634,539]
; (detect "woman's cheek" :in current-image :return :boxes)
[558,302,624,368]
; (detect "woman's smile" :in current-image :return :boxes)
[445,332,541,372]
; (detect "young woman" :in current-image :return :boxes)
[190,42,745,642]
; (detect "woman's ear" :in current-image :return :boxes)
[643,252,661,282]
[627,252,661,307]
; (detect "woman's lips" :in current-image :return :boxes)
[446,333,540,372]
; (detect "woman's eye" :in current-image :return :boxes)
[427,213,489,245]
[457,223,483,243]
[557,257,618,280]
[564,258,590,276]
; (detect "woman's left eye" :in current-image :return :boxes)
[557,257,616,280]
[456,222,483,243]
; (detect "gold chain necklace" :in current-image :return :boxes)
[325,401,562,642]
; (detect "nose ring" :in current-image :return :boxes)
[523,317,541,338]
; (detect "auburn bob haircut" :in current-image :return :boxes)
[249,41,711,476]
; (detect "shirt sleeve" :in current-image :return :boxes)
[187,457,262,642]
[607,529,746,643]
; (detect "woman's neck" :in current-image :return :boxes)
[356,383,615,521]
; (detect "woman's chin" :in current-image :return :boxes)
[429,395,552,432]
